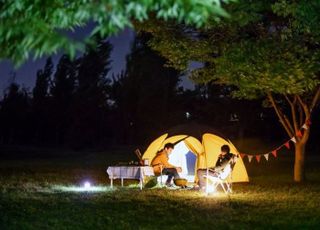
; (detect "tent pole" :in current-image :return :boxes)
[206,168,209,195]
[204,149,209,195]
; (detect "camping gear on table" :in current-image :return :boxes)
[116,160,140,166]
[134,149,150,166]
[143,158,149,166]
[134,149,144,165]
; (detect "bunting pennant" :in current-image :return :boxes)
[256,155,261,163]
[264,153,269,161]
[240,153,246,159]
[302,124,308,130]
[296,130,303,138]
[306,119,312,126]
[291,137,296,143]
[248,155,253,163]
[272,150,277,158]
[284,142,290,149]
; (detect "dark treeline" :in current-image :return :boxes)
[1,33,316,150]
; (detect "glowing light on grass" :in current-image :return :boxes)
[205,184,216,195]
[84,181,91,189]
[51,185,112,193]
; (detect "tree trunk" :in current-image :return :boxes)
[294,142,306,182]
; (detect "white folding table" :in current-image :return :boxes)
[106,166,154,190]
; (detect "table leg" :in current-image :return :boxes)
[121,178,124,187]
[140,167,143,190]
[110,178,113,188]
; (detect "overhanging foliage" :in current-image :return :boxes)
[0,0,235,65]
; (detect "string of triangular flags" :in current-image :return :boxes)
[239,120,311,163]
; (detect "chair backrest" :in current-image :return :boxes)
[218,164,231,179]
[218,154,238,180]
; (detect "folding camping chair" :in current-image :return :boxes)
[204,155,238,194]
[151,163,165,186]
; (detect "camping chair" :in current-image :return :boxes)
[150,163,165,187]
[204,155,238,194]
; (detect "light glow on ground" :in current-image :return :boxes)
[52,185,111,192]
[84,181,91,189]
[206,184,217,194]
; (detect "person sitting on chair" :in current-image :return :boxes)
[151,143,182,187]
[197,144,236,191]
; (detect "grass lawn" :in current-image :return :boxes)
[0,146,320,229]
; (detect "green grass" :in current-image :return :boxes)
[0,147,320,229]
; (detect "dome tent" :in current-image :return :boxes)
[142,125,249,183]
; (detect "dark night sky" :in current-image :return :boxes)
[0,27,194,95]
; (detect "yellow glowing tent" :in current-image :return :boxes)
[142,133,249,183]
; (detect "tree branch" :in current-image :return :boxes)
[284,95,299,134]
[297,95,310,119]
[298,102,304,127]
[296,95,311,143]
[283,114,295,135]
[284,94,293,106]
[310,86,320,112]
[267,92,294,138]
[294,86,320,144]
